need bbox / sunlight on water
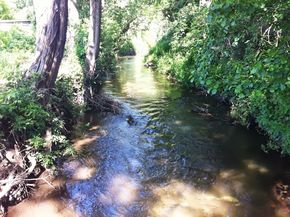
[64,157,97,181]
[244,159,269,174]
[72,135,99,151]
[8,57,290,217]
[122,57,158,98]
[150,180,238,217]
[8,199,78,217]
[100,175,140,205]
[72,125,102,151]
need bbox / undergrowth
[0,27,78,169]
[148,1,290,154]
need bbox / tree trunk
[84,0,102,105]
[28,0,68,104]
[32,0,53,40]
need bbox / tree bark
[28,0,68,103]
[84,0,102,105]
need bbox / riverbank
[146,2,290,154]
[7,117,103,217]
[7,57,290,217]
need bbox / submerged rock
[126,115,135,125]
[144,61,155,68]
[191,104,209,114]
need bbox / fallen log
[88,94,121,114]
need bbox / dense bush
[0,80,76,166]
[75,21,88,69]
[0,27,76,168]
[0,79,77,167]
[148,1,290,154]
[118,40,136,56]
[0,0,12,19]
[0,27,35,51]
[0,28,35,86]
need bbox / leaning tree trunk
[84,0,102,105]
[0,1,68,207]
[28,0,68,104]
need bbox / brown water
[8,57,290,217]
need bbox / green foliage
[76,0,89,20]
[161,0,199,21]
[75,21,88,69]
[0,27,35,86]
[0,26,78,167]
[28,136,45,149]
[74,0,143,89]
[118,40,136,56]
[0,27,35,51]
[148,1,290,154]
[0,79,78,168]
[52,76,80,128]
[15,0,33,9]
[0,0,12,19]
[0,84,49,138]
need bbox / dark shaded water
[8,57,290,217]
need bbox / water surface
[8,57,290,217]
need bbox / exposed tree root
[88,94,121,114]
[0,145,40,216]
[0,93,120,216]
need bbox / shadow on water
[8,57,290,217]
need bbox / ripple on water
[8,57,290,217]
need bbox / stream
[8,57,290,217]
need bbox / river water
[8,57,290,217]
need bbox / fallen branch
[0,154,36,200]
[88,94,121,114]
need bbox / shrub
[0,0,12,19]
[0,27,35,51]
[0,79,77,167]
[148,1,290,154]
[118,40,136,56]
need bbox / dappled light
[73,135,99,151]
[244,159,269,174]
[174,120,183,125]
[100,174,140,205]
[64,157,97,181]
[8,156,99,216]
[8,198,78,217]
[212,170,246,205]
[7,173,77,217]
[150,180,238,217]
[72,125,101,151]
[2,0,290,216]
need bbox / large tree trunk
[84,0,102,105]
[28,0,68,103]
[32,0,53,40]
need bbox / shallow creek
[8,57,290,217]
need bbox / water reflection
[122,57,159,98]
